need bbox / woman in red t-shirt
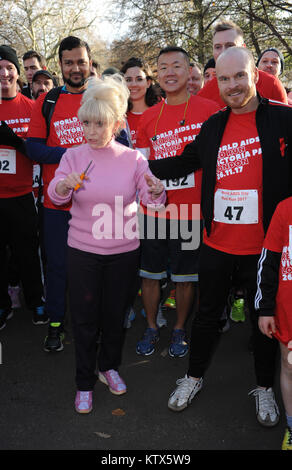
[120,57,162,148]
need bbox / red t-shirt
[127,111,143,148]
[263,197,292,347]
[0,93,34,198]
[198,69,288,107]
[204,110,265,255]
[136,95,219,219]
[27,90,85,209]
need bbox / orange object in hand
[74,160,93,191]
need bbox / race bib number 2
[0,149,16,174]
[214,189,258,224]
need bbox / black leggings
[188,243,278,387]
[68,246,140,390]
[0,193,43,310]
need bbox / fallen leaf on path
[112,408,126,416]
[94,432,111,439]
[126,360,150,368]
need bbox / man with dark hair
[198,18,287,105]
[0,45,46,329]
[135,45,219,358]
[26,36,92,352]
[203,58,216,84]
[58,36,91,63]
[157,46,191,64]
[31,70,56,100]
[149,46,292,428]
[22,50,46,99]
[23,50,46,66]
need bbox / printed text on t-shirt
[217,136,262,181]
[53,117,84,146]
[153,124,201,159]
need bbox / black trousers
[0,193,44,310]
[188,243,278,387]
[68,246,140,391]
[43,208,71,322]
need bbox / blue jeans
[43,207,71,322]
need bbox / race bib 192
[162,172,195,191]
[0,149,16,174]
[214,189,258,224]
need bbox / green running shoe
[230,298,245,322]
[282,427,292,450]
[44,322,65,352]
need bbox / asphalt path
[0,287,286,457]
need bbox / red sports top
[127,111,143,148]
[0,93,34,198]
[136,95,219,219]
[27,90,85,210]
[198,69,288,107]
[204,110,265,255]
[263,197,292,347]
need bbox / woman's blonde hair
[78,74,130,133]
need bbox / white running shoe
[168,374,203,412]
[249,387,280,427]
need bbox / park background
[0,0,291,87]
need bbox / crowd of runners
[0,16,291,450]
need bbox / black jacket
[255,248,281,317]
[21,84,33,100]
[149,95,292,237]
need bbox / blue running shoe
[136,327,159,355]
[169,329,188,358]
[32,305,49,325]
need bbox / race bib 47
[214,189,258,224]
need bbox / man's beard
[63,73,87,88]
[34,90,44,99]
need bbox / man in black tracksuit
[149,47,292,427]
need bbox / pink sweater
[48,139,166,255]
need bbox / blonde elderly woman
[48,75,166,413]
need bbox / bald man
[149,47,292,427]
